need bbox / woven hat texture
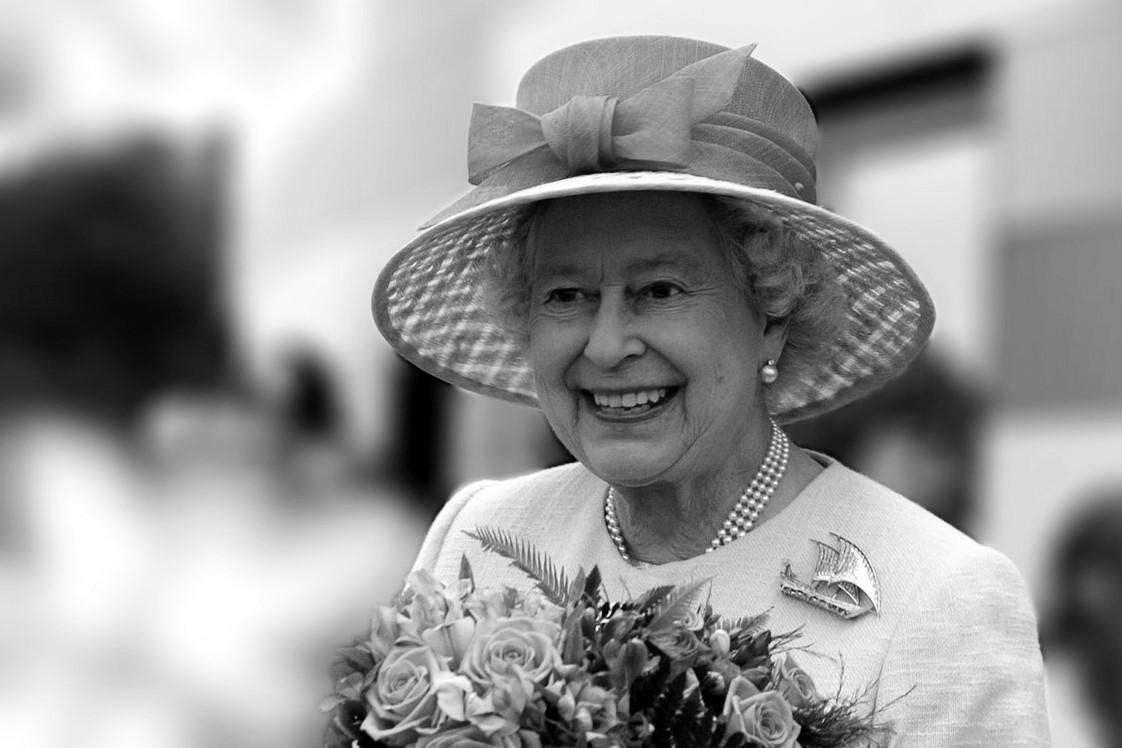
[373,36,935,423]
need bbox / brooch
[781,533,880,620]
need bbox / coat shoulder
[820,460,984,564]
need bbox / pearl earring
[760,359,779,384]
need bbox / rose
[361,645,447,744]
[461,616,562,687]
[722,676,801,748]
[771,654,820,709]
[414,725,492,747]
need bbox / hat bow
[467,44,757,184]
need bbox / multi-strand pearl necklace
[603,420,790,564]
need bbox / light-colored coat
[414,459,1051,746]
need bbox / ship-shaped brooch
[780,533,880,620]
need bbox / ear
[762,317,789,363]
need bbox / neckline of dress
[596,451,842,573]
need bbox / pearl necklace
[603,420,790,564]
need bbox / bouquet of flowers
[323,527,890,747]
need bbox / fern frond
[647,579,710,634]
[795,695,894,748]
[720,610,770,634]
[623,584,676,614]
[464,526,571,604]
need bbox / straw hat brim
[373,170,935,424]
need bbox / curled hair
[479,192,848,411]
[705,196,848,407]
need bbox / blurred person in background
[0,138,424,748]
[0,137,231,747]
[786,350,983,535]
[370,35,1048,745]
[1043,489,1122,748]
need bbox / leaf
[459,553,475,587]
[611,639,649,691]
[721,610,769,635]
[708,722,731,748]
[323,700,368,747]
[567,568,587,605]
[337,646,375,673]
[561,608,586,665]
[623,583,673,614]
[649,670,689,747]
[464,526,573,605]
[723,732,748,748]
[629,650,671,715]
[672,684,716,747]
[583,565,603,604]
[647,579,710,634]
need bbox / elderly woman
[373,36,1048,745]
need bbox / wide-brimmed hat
[373,35,934,423]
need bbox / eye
[542,287,586,305]
[641,282,684,300]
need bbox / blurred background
[0,0,1120,745]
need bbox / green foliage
[322,530,892,748]
[649,671,688,747]
[458,553,475,587]
[623,585,677,614]
[795,697,893,747]
[673,685,716,748]
[646,579,709,634]
[464,526,573,604]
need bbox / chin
[579,448,674,488]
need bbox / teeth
[592,388,668,409]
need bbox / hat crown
[516,36,818,158]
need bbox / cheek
[528,319,582,383]
[528,339,559,388]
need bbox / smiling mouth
[586,387,678,417]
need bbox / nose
[583,293,645,368]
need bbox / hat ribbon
[467,44,757,184]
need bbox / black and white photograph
[0,2,1119,746]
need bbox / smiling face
[527,191,785,489]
